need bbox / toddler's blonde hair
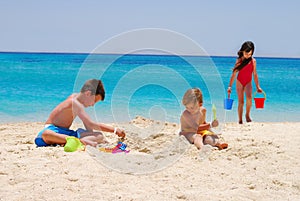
[182,88,203,106]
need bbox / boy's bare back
[45,94,79,128]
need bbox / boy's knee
[94,132,105,142]
[96,134,104,140]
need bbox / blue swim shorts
[34,124,86,147]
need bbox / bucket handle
[253,91,266,100]
[227,93,230,99]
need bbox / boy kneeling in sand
[179,88,228,150]
[35,79,125,147]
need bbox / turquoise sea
[0,52,299,123]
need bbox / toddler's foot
[215,143,228,150]
[239,120,243,124]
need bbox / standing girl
[227,41,263,124]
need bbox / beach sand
[0,116,299,201]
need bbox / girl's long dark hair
[233,41,255,72]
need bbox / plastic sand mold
[64,136,85,152]
[99,142,130,154]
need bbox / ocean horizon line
[0,50,299,60]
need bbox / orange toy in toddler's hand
[197,123,210,134]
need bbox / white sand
[0,117,299,201]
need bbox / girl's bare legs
[244,83,253,122]
[236,81,244,124]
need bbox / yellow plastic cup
[64,136,84,152]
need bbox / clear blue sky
[1,0,299,57]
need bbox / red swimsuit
[237,60,253,87]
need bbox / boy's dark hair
[81,79,105,100]
[233,41,255,72]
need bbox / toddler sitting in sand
[179,88,228,150]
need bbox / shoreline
[0,120,298,125]
[1,117,299,200]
